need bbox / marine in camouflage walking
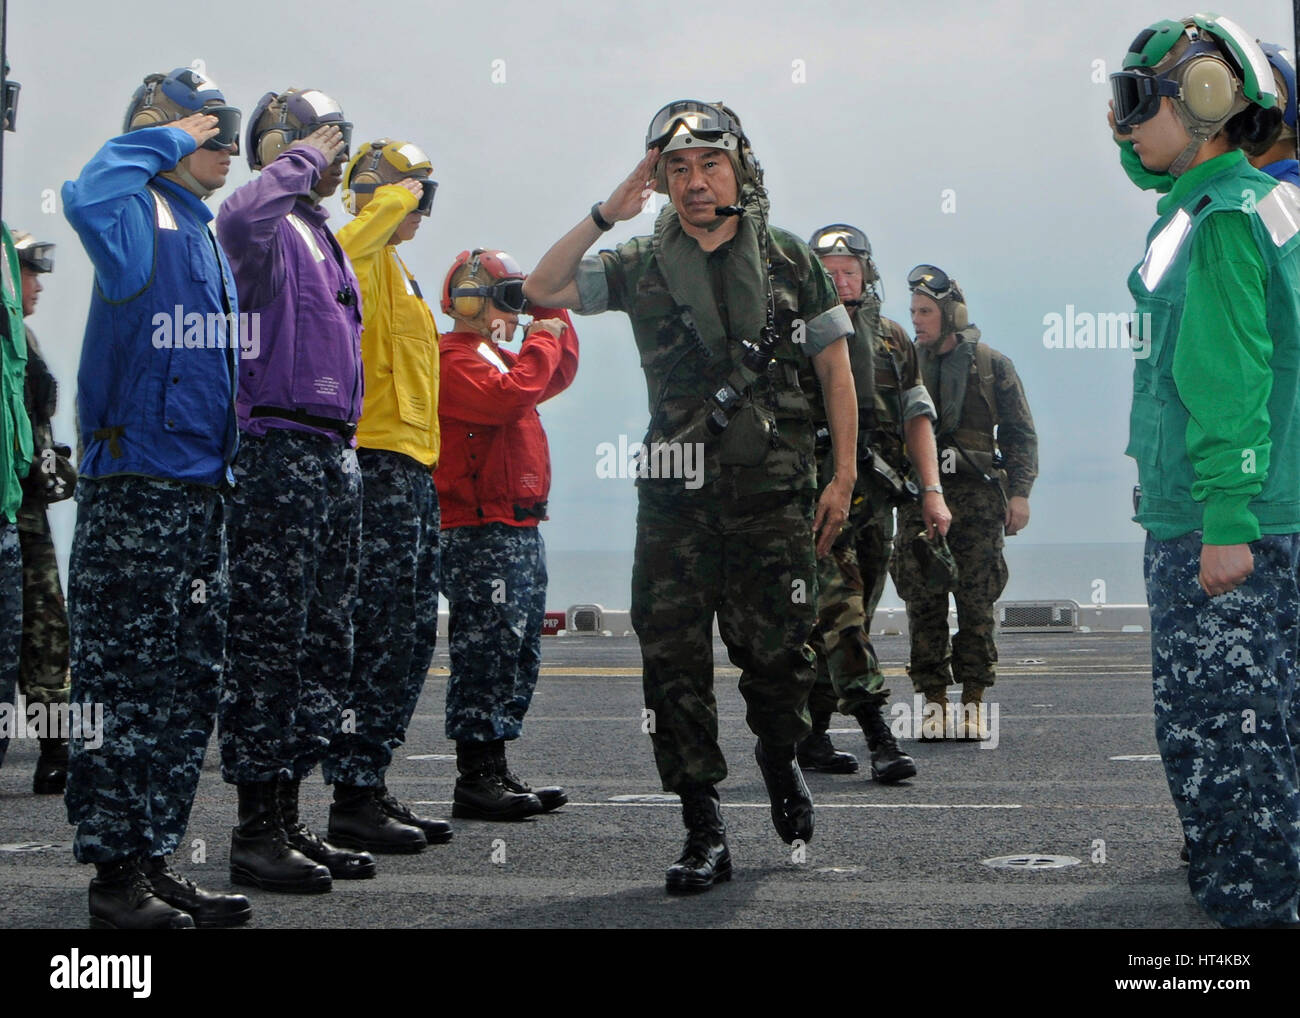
[889,264,1036,738]
[12,232,76,794]
[526,101,858,892]
[802,224,949,780]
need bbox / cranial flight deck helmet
[343,139,437,216]
[122,67,241,196]
[441,249,528,320]
[1110,13,1277,175]
[907,264,969,335]
[809,223,881,305]
[246,88,351,171]
[644,100,763,195]
[12,232,54,274]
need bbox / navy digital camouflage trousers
[18,502,70,707]
[220,429,362,784]
[809,498,893,717]
[0,521,22,767]
[631,485,817,791]
[1146,531,1300,928]
[892,477,1007,693]
[443,523,546,744]
[324,450,439,787]
[65,477,228,864]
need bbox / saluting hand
[172,112,220,148]
[290,125,346,164]
[596,148,661,225]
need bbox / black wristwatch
[590,202,614,231]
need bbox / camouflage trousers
[65,478,228,863]
[0,521,22,767]
[809,497,894,717]
[442,523,546,744]
[17,501,70,706]
[324,450,439,787]
[632,485,817,791]
[892,477,1007,694]
[220,429,362,784]
[1146,531,1300,928]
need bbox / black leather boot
[796,710,859,774]
[33,735,68,794]
[279,779,377,876]
[855,703,917,784]
[452,741,543,821]
[143,854,252,927]
[89,856,195,929]
[665,785,732,894]
[754,740,814,844]
[491,740,568,812]
[375,784,453,845]
[230,781,332,893]
[328,783,426,854]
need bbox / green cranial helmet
[1112,13,1277,173]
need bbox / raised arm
[62,117,215,300]
[216,126,343,307]
[523,148,660,309]
[336,180,421,263]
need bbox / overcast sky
[5,0,1296,556]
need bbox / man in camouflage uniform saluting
[526,101,858,892]
[802,225,950,780]
[891,265,1036,738]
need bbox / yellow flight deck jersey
[337,184,440,466]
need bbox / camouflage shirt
[917,327,1037,499]
[575,218,850,496]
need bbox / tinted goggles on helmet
[454,278,529,314]
[416,178,438,216]
[1109,70,1181,128]
[17,241,54,274]
[201,105,243,151]
[645,100,740,152]
[907,264,956,299]
[291,120,353,155]
[810,224,871,257]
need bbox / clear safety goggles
[810,224,871,258]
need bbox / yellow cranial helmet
[343,139,436,215]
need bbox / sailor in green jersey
[1111,13,1300,928]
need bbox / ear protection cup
[948,299,969,333]
[126,75,168,131]
[1181,56,1238,122]
[343,141,386,214]
[450,251,486,318]
[254,97,294,169]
